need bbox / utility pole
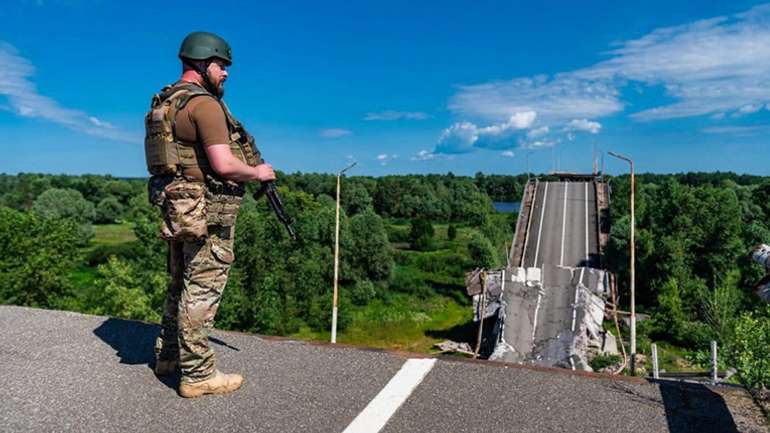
[608,151,635,374]
[526,150,534,181]
[331,161,357,344]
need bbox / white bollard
[651,343,659,379]
[711,341,718,385]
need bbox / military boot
[178,370,244,398]
[154,358,178,376]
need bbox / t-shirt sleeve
[191,97,230,146]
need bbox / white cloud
[411,149,436,161]
[364,110,430,121]
[527,126,549,138]
[501,150,515,158]
[319,128,352,138]
[578,4,770,120]
[438,4,770,154]
[376,153,398,166]
[88,116,114,128]
[0,41,136,142]
[522,138,560,149]
[450,75,622,125]
[702,125,770,135]
[567,118,601,134]
[435,111,536,154]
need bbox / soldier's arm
[206,144,275,182]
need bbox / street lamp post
[608,151,635,374]
[526,151,534,181]
[331,161,357,344]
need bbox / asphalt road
[515,181,601,365]
[523,181,599,270]
[0,306,765,433]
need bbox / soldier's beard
[203,79,225,99]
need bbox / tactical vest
[144,82,261,176]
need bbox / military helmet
[179,31,232,65]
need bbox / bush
[467,232,499,269]
[590,354,622,371]
[32,188,94,221]
[351,280,377,305]
[409,217,434,251]
[95,196,124,224]
[0,207,81,308]
[726,309,770,390]
[308,291,352,332]
[83,256,157,322]
[388,267,433,298]
[447,224,457,241]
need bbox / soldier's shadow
[92,317,178,391]
[93,317,242,392]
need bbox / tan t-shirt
[175,93,230,180]
[175,96,230,146]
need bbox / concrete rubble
[467,265,616,371]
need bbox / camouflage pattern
[154,176,244,383]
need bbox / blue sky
[2,0,770,177]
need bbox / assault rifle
[254,180,297,241]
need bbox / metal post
[526,151,534,181]
[711,341,718,385]
[651,343,659,379]
[608,151,635,374]
[331,161,356,343]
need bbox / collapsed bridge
[468,174,618,370]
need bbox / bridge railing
[508,179,538,268]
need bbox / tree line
[0,171,767,388]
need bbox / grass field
[289,292,473,353]
[92,223,137,246]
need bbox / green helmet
[178,31,232,65]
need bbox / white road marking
[560,182,568,266]
[342,358,436,433]
[531,267,545,341]
[533,182,549,268]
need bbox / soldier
[144,31,275,398]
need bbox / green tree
[467,232,499,269]
[726,308,770,390]
[307,290,352,332]
[95,196,124,224]
[0,207,80,308]
[348,209,393,281]
[350,280,376,305]
[83,256,157,321]
[447,224,457,241]
[32,188,95,244]
[32,188,95,223]
[409,216,434,251]
[343,181,373,215]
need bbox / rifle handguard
[253,181,297,241]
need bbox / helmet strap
[183,59,222,98]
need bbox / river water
[492,202,521,213]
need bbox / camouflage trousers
[154,225,236,383]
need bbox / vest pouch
[205,175,244,227]
[161,180,208,241]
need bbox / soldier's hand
[254,163,276,182]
